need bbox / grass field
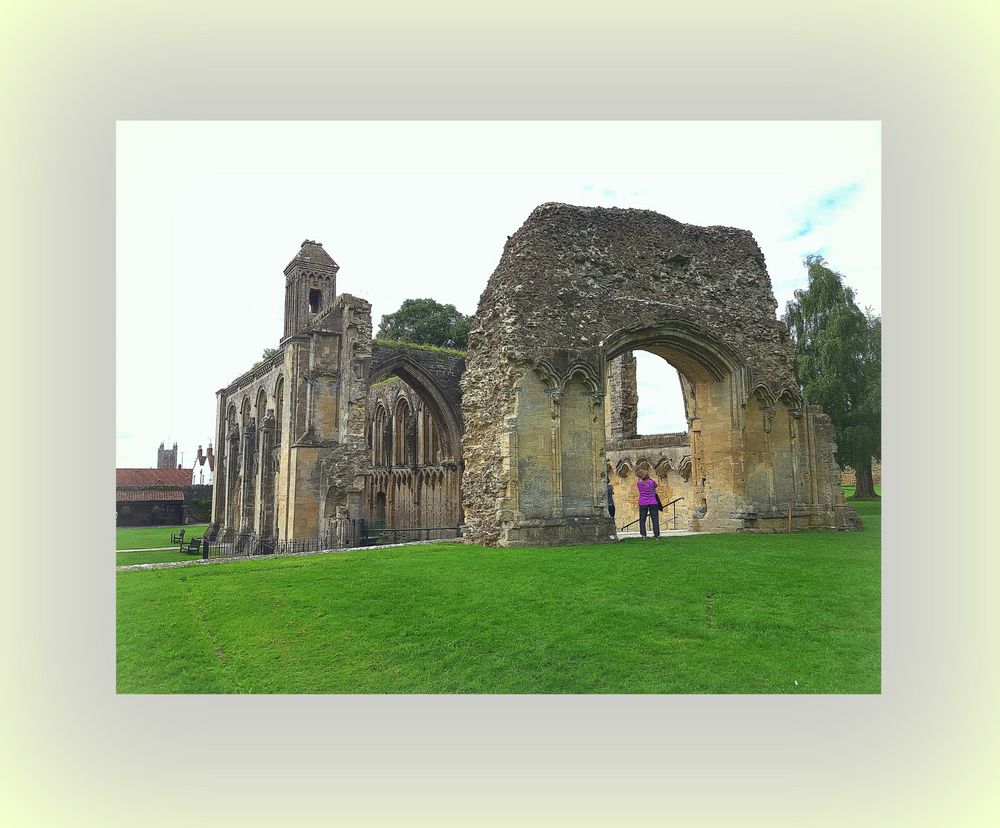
[117,547,206,566]
[116,524,208,550]
[116,497,880,694]
[842,485,882,499]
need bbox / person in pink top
[636,469,662,539]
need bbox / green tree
[783,255,881,499]
[251,347,279,369]
[377,298,472,350]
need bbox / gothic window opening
[634,351,688,437]
[308,288,322,314]
[274,377,284,445]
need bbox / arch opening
[368,356,462,463]
[457,201,861,546]
[363,363,463,534]
[602,320,749,534]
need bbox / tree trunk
[853,460,879,499]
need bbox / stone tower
[211,238,375,546]
[282,240,340,338]
[156,441,178,469]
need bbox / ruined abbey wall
[210,290,373,545]
[460,203,859,546]
[210,241,373,545]
[364,377,462,530]
[209,241,465,547]
[210,206,860,551]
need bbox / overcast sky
[116,121,880,469]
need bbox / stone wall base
[500,516,617,547]
[731,505,863,533]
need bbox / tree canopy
[782,255,881,498]
[376,298,472,350]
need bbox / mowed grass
[116,524,208,550]
[117,497,880,694]
[842,485,881,499]
[117,547,206,567]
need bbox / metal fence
[193,523,461,560]
[619,496,685,532]
[348,520,462,547]
[199,533,329,559]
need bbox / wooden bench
[181,537,202,554]
[170,529,186,544]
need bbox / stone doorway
[604,349,692,533]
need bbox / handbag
[654,492,664,512]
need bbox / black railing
[196,523,461,560]
[200,533,317,559]
[662,496,685,530]
[620,497,685,532]
[348,519,461,547]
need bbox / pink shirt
[637,478,658,506]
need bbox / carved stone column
[258,410,276,538]
[549,389,563,517]
[224,423,241,539]
[240,418,257,533]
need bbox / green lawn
[116,524,208,550]
[117,547,205,567]
[842,485,882,499]
[117,499,880,694]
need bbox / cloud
[785,183,861,240]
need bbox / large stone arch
[601,319,755,532]
[461,202,860,546]
[368,346,465,465]
[360,344,467,531]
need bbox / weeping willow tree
[783,256,881,499]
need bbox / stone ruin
[209,205,860,548]
[208,240,466,547]
[460,203,860,546]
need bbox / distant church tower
[157,441,178,469]
[282,240,340,338]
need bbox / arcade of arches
[209,205,860,548]
[365,377,461,531]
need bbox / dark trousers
[639,504,660,537]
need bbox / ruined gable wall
[466,202,798,385]
[461,202,806,545]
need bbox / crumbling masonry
[460,203,860,545]
[209,241,465,546]
[210,205,859,548]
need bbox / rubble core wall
[461,203,859,546]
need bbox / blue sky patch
[786,183,861,240]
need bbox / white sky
[116,121,880,468]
